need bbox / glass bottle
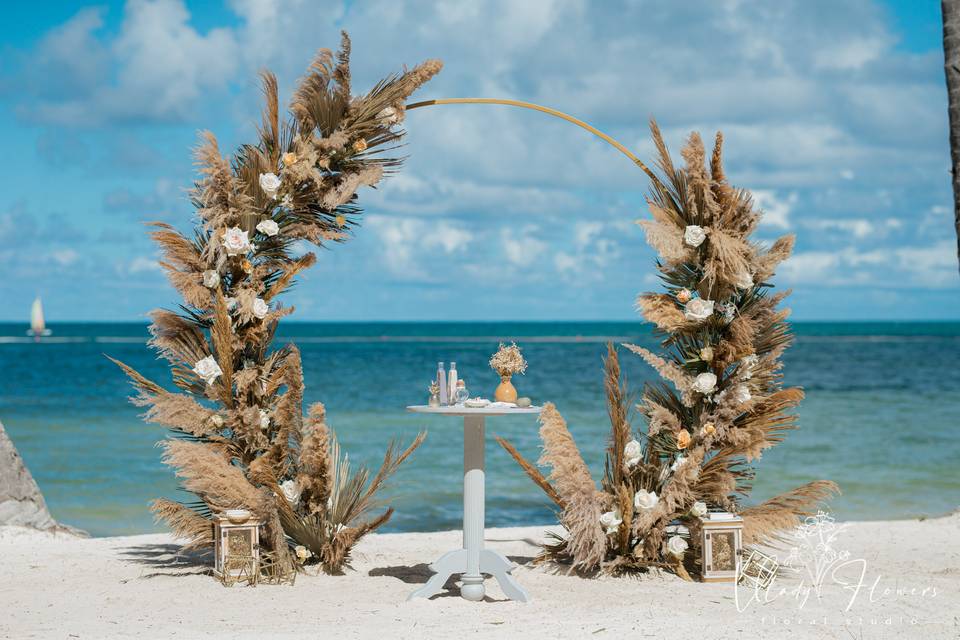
[437,362,448,406]
[447,362,458,406]
[455,379,469,404]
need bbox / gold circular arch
[405,98,657,182]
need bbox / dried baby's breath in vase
[489,342,527,403]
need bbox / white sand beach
[1,514,957,640]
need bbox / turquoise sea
[0,321,958,537]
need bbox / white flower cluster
[259,172,282,199]
[684,225,706,247]
[683,298,714,322]
[193,355,223,386]
[222,227,252,256]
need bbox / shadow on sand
[120,542,213,579]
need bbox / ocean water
[0,321,958,537]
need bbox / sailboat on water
[27,297,52,340]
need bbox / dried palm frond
[537,404,606,571]
[741,481,840,545]
[502,121,837,580]
[109,36,440,576]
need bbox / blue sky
[0,0,957,322]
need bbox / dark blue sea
[0,321,958,536]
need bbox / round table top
[407,404,543,417]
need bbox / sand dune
[1,514,957,639]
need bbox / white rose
[222,227,252,256]
[634,489,659,511]
[259,172,282,199]
[734,270,753,290]
[210,414,224,428]
[733,384,752,404]
[684,225,706,247]
[667,535,688,557]
[692,372,717,395]
[624,439,642,467]
[599,509,623,535]
[294,545,310,562]
[193,355,222,386]
[252,298,269,319]
[256,219,279,236]
[259,409,270,430]
[202,270,220,288]
[684,298,715,322]
[280,479,301,505]
[691,501,708,517]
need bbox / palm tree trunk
[942,1,960,272]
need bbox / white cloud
[24,0,239,125]
[365,215,472,278]
[753,190,798,229]
[51,249,79,266]
[127,256,162,274]
[501,225,547,267]
[781,242,958,288]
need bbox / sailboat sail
[27,297,52,337]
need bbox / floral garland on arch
[111,33,441,574]
[497,122,838,577]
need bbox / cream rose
[699,346,714,362]
[193,355,223,385]
[202,270,220,288]
[692,372,717,395]
[676,288,692,304]
[280,479,301,505]
[222,227,252,256]
[256,219,279,236]
[624,439,642,467]
[691,501,708,518]
[600,509,622,535]
[634,489,659,511]
[684,298,715,322]
[733,384,752,404]
[294,545,310,562]
[252,298,269,319]
[667,535,688,557]
[259,172,282,199]
[740,354,759,379]
[684,225,706,247]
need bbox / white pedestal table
[405,404,541,603]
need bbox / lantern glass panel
[710,531,737,572]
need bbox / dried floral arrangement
[111,33,440,575]
[489,342,528,376]
[497,122,837,577]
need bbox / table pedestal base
[407,548,530,602]
[407,415,531,602]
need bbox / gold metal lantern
[213,510,261,586]
[699,514,743,582]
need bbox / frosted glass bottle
[437,362,448,406]
[447,362,458,406]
